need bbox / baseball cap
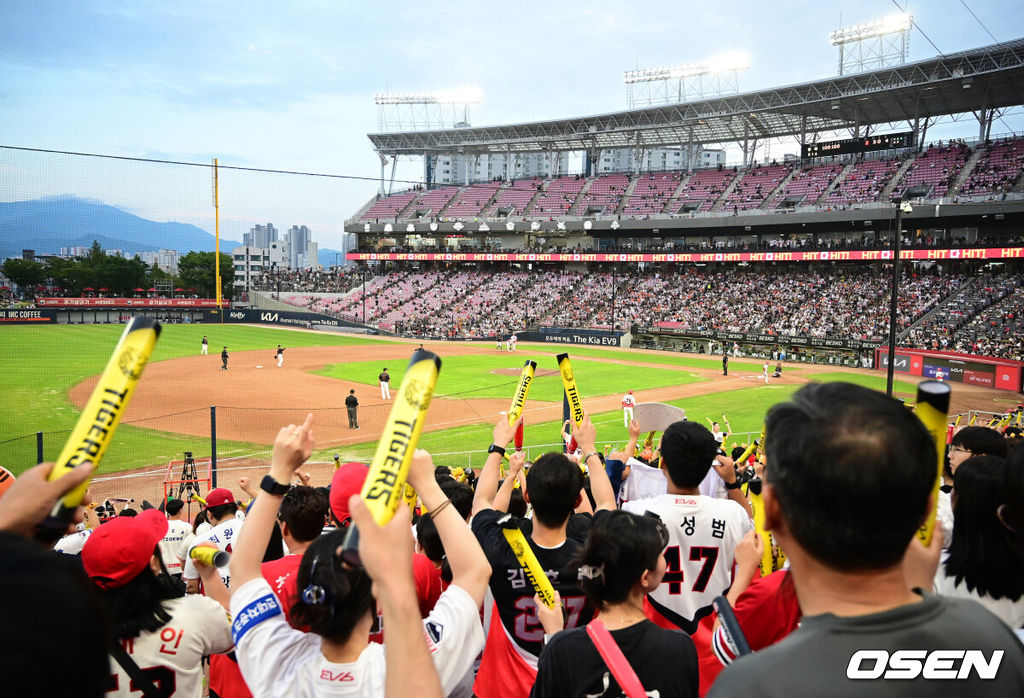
[628,390,634,394]
[205,488,234,508]
[329,463,368,525]
[81,509,168,589]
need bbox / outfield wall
[875,347,1024,392]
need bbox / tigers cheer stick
[498,514,557,608]
[36,317,161,542]
[914,380,952,546]
[508,360,537,426]
[557,353,585,453]
[341,348,441,565]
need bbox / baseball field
[1,322,1011,505]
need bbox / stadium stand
[895,142,971,198]
[571,173,629,215]
[717,164,791,211]
[528,176,587,216]
[958,136,1024,199]
[621,171,683,216]
[824,156,903,204]
[766,163,845,208]
[675,168,737,212]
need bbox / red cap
[205,488,234,508]
[330,463,368,525]
[628,390,634,394]
[82,509,168,589]
[0,466,14,499]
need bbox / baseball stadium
[3,3,1024,695]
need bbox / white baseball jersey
[182,517,244,586]
[230,577,484,697]
[623,494,752,633]
[622,394,636,409]
[160,519,194,575]
[54,528,92,555]
[106,594,233,698]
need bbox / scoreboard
[802,132,914,159]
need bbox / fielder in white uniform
[379,368,391,400]
[201,335,209,355]
[276,345,285,368]
[622,390,636,428]
[762,362,770,384]
[509,333,518,352]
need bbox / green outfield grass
[315,354,707,402]
[0,324,391,475]
[320,374,908,469]
[514,343,766,371]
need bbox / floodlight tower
[830,13,911,75]
[373,88,482,132]
[372,88,482,195]
[624,52,750,109]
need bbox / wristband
[260,475,290,496]
[488,443,506,457]
[724,480,743,490]
[428,499,452,520]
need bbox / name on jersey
[319,670,355,682]
[231,593,282,645]
[672,497,699,506]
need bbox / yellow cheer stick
[190,545,230,567]
[556,353,585,429]
[341,349,441,565]
[953,415,962,428]
[402,482,418,516]
[914,380,952,546]
[37,317,161,542]
[190,493,207,506]
[968,414,978,426]
[507,360,537,426]
[500,515,557,608]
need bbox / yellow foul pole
[213,158,222,321]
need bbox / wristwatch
[260,475,290,496]
[487,443,506,457]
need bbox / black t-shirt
[519,512,594,545]
[379,372,389,383]
[345,394,358,407]
[531,620,698,698]
[471,508,595,660]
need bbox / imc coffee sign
[0,309,56,323]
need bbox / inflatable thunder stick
[341,349,441,565]
[37,317,161,541]
[914,380,952,546]
[500,515,557,608]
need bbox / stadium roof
[367,38,1024,156]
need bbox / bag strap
[585,619,647,698]
[108,639,168,698]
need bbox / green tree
[95,255,149,295]
[177,251,234,299]
[1,258,45,291]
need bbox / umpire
[346,389,359,429]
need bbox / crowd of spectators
[357,136,1024,224]
[250,268,364,294]
[7,379,1024,696]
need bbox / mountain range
[0,196,343,267]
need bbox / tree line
[1,242,234,299]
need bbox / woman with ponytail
[530,510,699,697]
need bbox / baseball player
[496,337,502,351]
[379,367,391,399]
[509,332,518,352]
[221,346,229,371]
[622,389,636,427]
[935,367,945,382]
[201,335,208,355]
[275,344,285,368]
[762,361,770,384]
[722,353,729,376]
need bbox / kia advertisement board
[875,347,1022,393]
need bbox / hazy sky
[2,0,1023,250]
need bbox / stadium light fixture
[479,222,490,232]
[583,220,593,230]
[829,13,911,45]
[374,87,483,105]
[624,52,751,84]
[429,222,439,232]
[383,223,393,233]
[363,224,370,233]
[406,223,415,232]
[506,221,515,231]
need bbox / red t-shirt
[413,552,444,617]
